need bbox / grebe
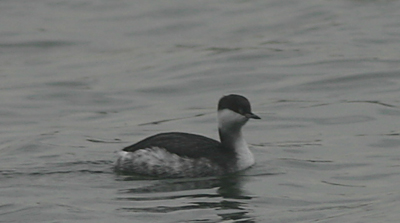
[115,94,260,178]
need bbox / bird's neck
[218,128,255,171]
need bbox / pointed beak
[245,112,261,119]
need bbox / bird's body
[115,94,260,178]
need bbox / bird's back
[123,132,227,159]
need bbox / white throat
[218,109,255,170]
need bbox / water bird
[115,94,260,178]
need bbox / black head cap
[218,94,260,119]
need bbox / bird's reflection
[116,173,255,222]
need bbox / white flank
[116,147,220,177]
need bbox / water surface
[1,0,400,222]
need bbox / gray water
[1,0,400,222]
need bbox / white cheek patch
[115,147,224,178]
[218,109,247,130]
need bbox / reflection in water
[116,173,255,222]
[217,174,252,200]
